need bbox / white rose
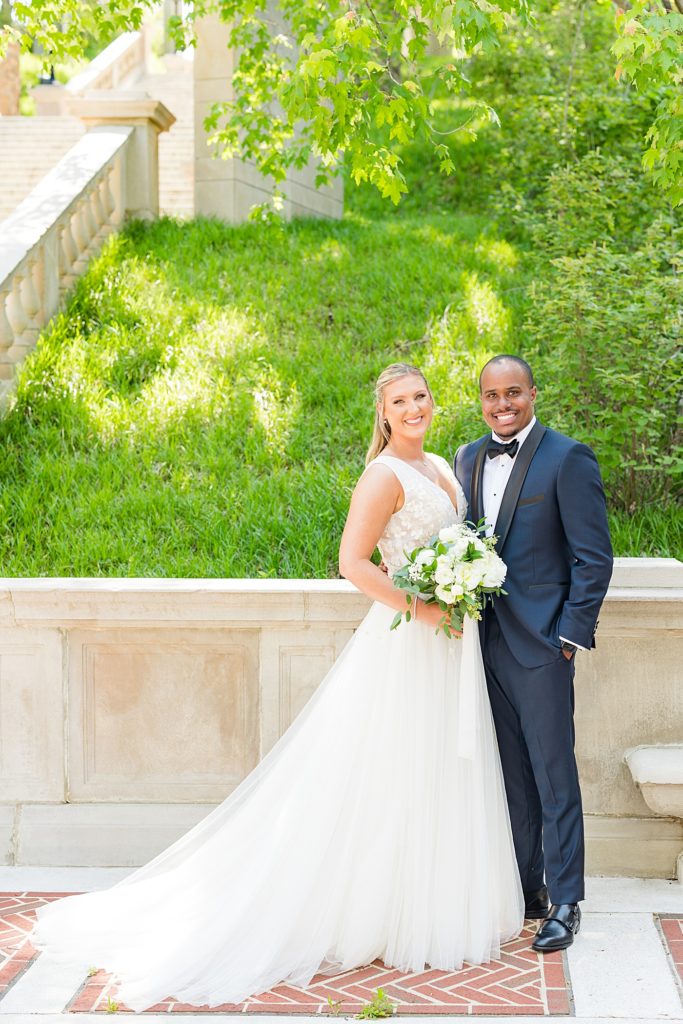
[479,552,507,588]
[415,548,436,568]
[455,561,484,590]
[434,554,455,585]
[438,525,468,544]
[451,536,470,559]
[435,583,456,605]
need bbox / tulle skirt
[33,603,524,1011]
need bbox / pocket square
[517,493,544,508]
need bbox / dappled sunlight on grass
[4,212,535,575]
[473,237,519,273]
[423,272,514,451]
[250,365,301,459]
[462,273,511,347]
[302,236,352,267]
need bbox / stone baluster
[0,287,14,382]
[93,173,110,243]
[83,189,100,258]
[21,256,43,338]
[103,165,116,225]
[106,159,123,227]
[6,269,30,365]
[71,201,90,275]
[58,214,78,293]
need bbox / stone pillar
[68,93,175,219]
[0,41,20,115]
[32,82,68,116]
[193,12,343,222]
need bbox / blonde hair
[365,362,433,465]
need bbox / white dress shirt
[482,416,537,537]
[481,415,584,651]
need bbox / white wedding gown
[33,453,524,1011]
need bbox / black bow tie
[487,438,519,459]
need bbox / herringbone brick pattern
[0,893,63,997]
[658,915,683,994]
[0,896,573,1015]
[67,924,572,1015]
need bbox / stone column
[68,93,175,219]
[0,41,20,116]
[193,12,343,222]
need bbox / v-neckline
[379,453,453,503]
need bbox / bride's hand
[415,601,462,637]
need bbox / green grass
[1,212,540,576]
[1,209,678,577]
[608,509,682,561]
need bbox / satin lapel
[470,438,489,527]
[493,421,547,553]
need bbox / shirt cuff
[559,636,587,652]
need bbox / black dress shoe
[532,903,581,953]
[524,885,549,920]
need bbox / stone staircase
[0,116,85,222]
[139,52,194,218]
[0,52,194,227]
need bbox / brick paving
[64,923,571,1016]
[0,893,63,998]
[0,894,573,1015]
[658,915,683,995]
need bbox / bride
[33,362,524,1011]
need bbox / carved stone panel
[68,629,259,802]
[259,628,354,755]
[0,628,64,802]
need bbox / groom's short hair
[479,355,534,391]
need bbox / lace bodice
[368,453,467,576]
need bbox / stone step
[0,116,85,221]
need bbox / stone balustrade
[67,31,147,94]
[33,31,147,116]
[0,558,680,875]
[0,128,130,401]
[0,98,174,405]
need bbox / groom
[454,355,613,953]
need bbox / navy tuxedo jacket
[455,422,613,669]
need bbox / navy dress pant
[482,607,585,905]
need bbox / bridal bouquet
[390,522,507,638]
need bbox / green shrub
[528,240,681,512]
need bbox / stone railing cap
[610,557,683,590]
[68,92,176,133]
[66,31,143,95]
[0,127,133,286]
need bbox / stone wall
[193,13,343,221]
[0,559,681,874]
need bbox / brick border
[655,914,683,1003]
